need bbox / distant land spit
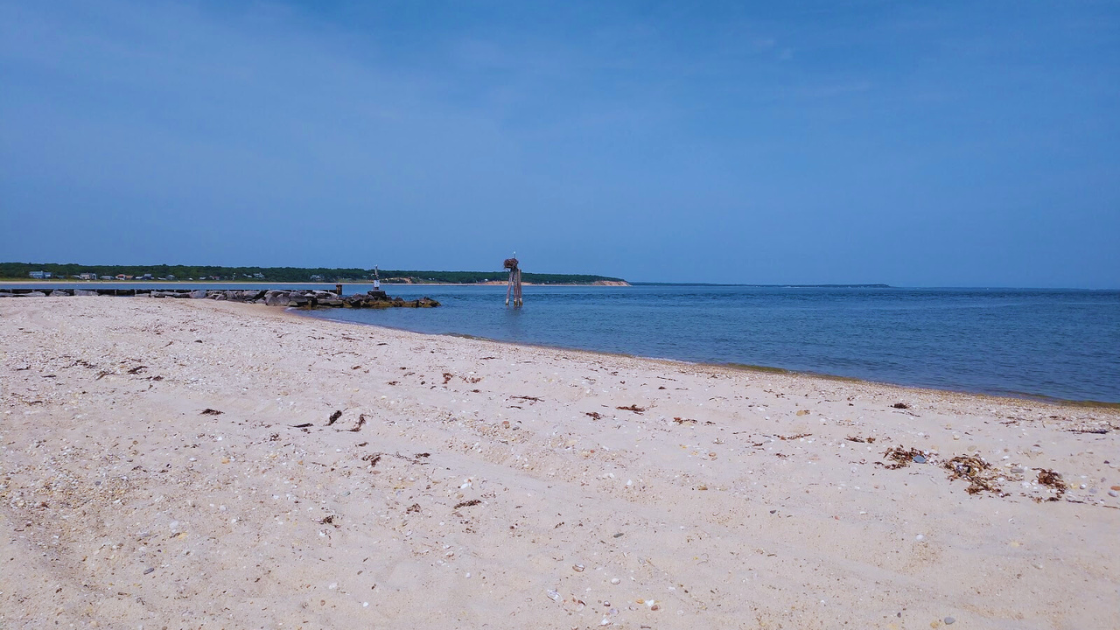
[0,263,627,286]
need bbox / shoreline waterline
[288,307,1120,408]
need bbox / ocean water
[302,285,1120,403]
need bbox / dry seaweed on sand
[327,410,342,426]
[200,408,224,415]
[943,455,1006,496]
[453,499,481,509]
[846,435,875,443]
[617,404,646,414]
[778,433,812,441]
[879,446,928,470]
[1034,468,1067,501]
[349,414,366,432]
[891,402,909,409]
[585,411,602,420]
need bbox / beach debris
[290,423,313,428]
[778,433,812,441]
[362,454,382,468]
[512,395,543,403]
[796,409,810,416]
[200,408,224,416]
[880,446,928,470]
[406,504,421,514]
[673,417,697,425]
[892,403,910,409]
[944,617,956,625]
[327,410,342,426]
[127,365,147,374]
[943,455,1005,495]
[480,356,497,360]
[585,412,602,420]
[143,567,155,575]
[617,404,646,414]
[350,414,366,432]
[454,499,481,509]
[319,515,339,528]
[846,436,876,443]
[1034,468,1067,501]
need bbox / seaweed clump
[1034,468,1067,502]
[881,446,927,470]
[943,455,1006,496]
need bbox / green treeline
[0,262,625,285]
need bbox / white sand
[1,296,1117,629]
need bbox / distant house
[166,275,176,281]
[78,273,96,280]
[141,274,153,280]
[28,271,47,279]
[310,274,325,281]
[253,273,264,279]
[100,275,113,280]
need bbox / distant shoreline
[0,279,631,287]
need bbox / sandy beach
[1,296,1117,629]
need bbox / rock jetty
[0,288,439,309]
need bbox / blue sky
[1,0,1117,287]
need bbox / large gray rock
[265,292,291,306]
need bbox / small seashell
[611,578,621,585]
[546,589,561,601]
[573,564,585,572]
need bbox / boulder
[264,292,291,306]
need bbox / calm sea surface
[304,285,1120,403]
[7,283,1118,402]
